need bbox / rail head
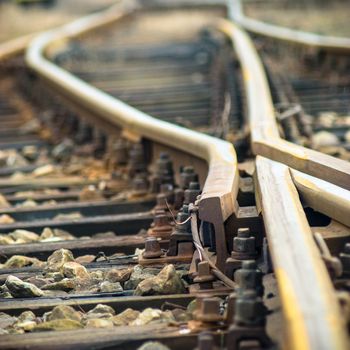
[228,0,350,52]
[25,2,239,230]
[215,19,350,191]
[255,156,349,350]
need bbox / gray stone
[124,265,158,290]
[100,281,123,293]
[18,311,35,322]
[312,131,339,149]
[33,319,82,332]
[5,275,43,298]
[105,268,132,283]
[137,342,170,350]
[25,277,50,288]
[130,308,175,326]
[3,255,43,269]
[85,318,114,328]
[52,229,75,240]
[41,278,75,292]
[45,249,74,273]
[87,304,115,316]
[14,320,37,332]
[9,229,39,243]
[112,308,140,326]
[0,235,14,245]
[48,305,82,322]
[42,290,69,298]
[0,194,10,208]
[0,215,14,224]
[62,262,90,279]
[171,308,191,322]
[134,264,185,296]
[0,312,17,329]
[75,255,96,264]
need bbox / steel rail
[216,19,350,191]
[228,0,350,53]
[255,156,348,350]
[25,2,239,271]
[214,18,350,350]
[0,34,38,61]
[290,169,350,228]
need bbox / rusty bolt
[148,210,173,239]
[194,261,215,290]
[231,228,257,260]
[143,237,163,259]
[156,152,174,184]
[234,290,266,327]
[154,193,168,212]
[194,297,224,323]
[180,166,199,190]
[150,153,174,193]
[132,176,149,196]
[175,205,191,235]
[184,182,201,205]
[197,331,216,350]
[234,260,263,297]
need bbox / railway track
[230,0,350,163]
[0,1,349,349]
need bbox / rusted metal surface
[0,1,349,350]
[255,156,348,350]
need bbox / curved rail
[228,0,350,52]
[0,34,38,61]
[215,19,349,350]
[25,4,349,348]
[216,19,350,191]
[25,2,239,271]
